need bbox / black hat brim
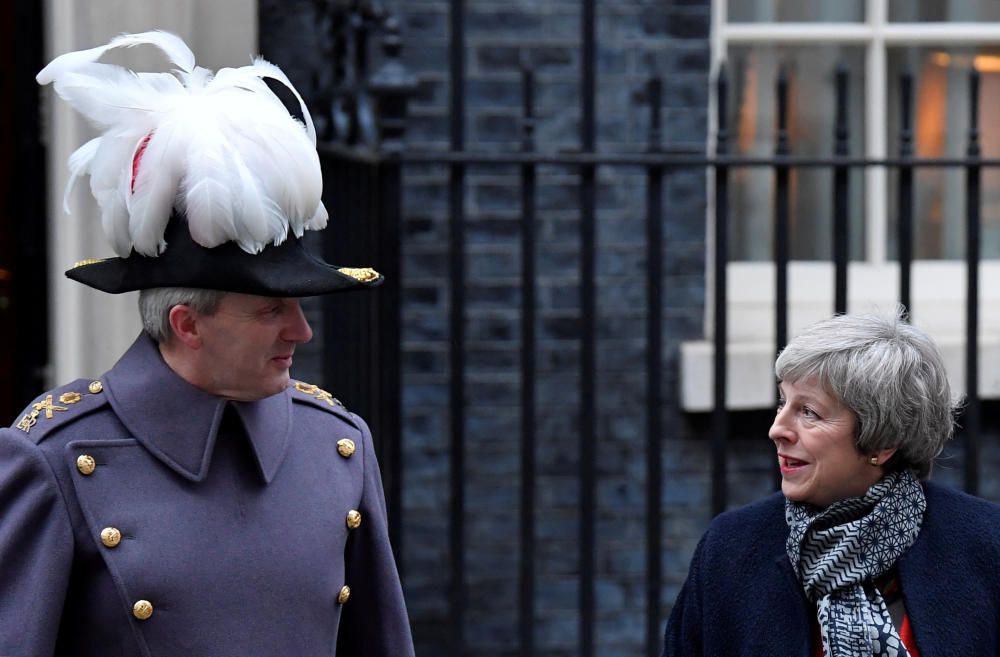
[65,218,382,296]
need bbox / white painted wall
[41,0,256,384]
[681,261,1000,410]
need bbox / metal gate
[263,2,995,657]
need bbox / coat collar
[773,482,984,657]
[102,333,292,484]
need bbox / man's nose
[283,299,314,343]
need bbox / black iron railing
[400,62,994,657]
[297,4,995,657]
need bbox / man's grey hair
[775,308,957,479]
[138,288,226,344]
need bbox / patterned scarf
[785,471,926,657]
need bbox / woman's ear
[871,447,898,468]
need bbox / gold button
[88,380,103,394]
[132,599,153,620]
[76,454,96,475]
[100,527,122,548]
[346,510,362,530]
[337,439,356,458]
[337,585,351,604]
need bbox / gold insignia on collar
[337,267,380,283]
[294,381,318,395]
[59,392,82,404]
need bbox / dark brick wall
[388,2,712,656]
[263,2,714,656]
[258,5,1000,655]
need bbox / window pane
[728,0,864,23]
[889,0,1000,22]
[726,46,866,261]
[886,46,1000,259]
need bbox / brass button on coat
[338,586,351,604]
[337,438,356,458]
[76,454,96,475]
[346,510,362,530]
[133,600,153,620]
[88,380,103,394]
[100,527,122,548]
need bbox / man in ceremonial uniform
[0,31,414,657]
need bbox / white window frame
[682,0,1000,410]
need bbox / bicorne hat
[37,31,381,296]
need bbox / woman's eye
[802,406,818,419]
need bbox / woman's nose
[768,408,794,444]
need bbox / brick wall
[262,2,716,655]
[391,2,712,656]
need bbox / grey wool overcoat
[0,334,415,657]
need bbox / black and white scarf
[785,471,926,657]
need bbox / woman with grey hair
[663,310,1000,657]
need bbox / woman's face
[769,376,885,507]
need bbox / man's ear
[167,305,203,349]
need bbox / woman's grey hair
[775,308,957,478]
[138,288,226,344]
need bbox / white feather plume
[63,137,100,213]
[38,31,328,257]
[36,30,195,85]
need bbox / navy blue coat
[0,334,414,657]
[664,482,1000,657]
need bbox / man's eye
[259,305,281,317]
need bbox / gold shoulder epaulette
[289,380,361,430]
[290,380,345,408]
[11,379,108,441]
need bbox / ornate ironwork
[313,0,416,148]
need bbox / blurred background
[6,1,1000,656]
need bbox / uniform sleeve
[0,429,74,657]
[336,416,415,657]
[662,531,708,657]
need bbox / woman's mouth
[779,455,808,474]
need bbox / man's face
[188,293,314,401]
